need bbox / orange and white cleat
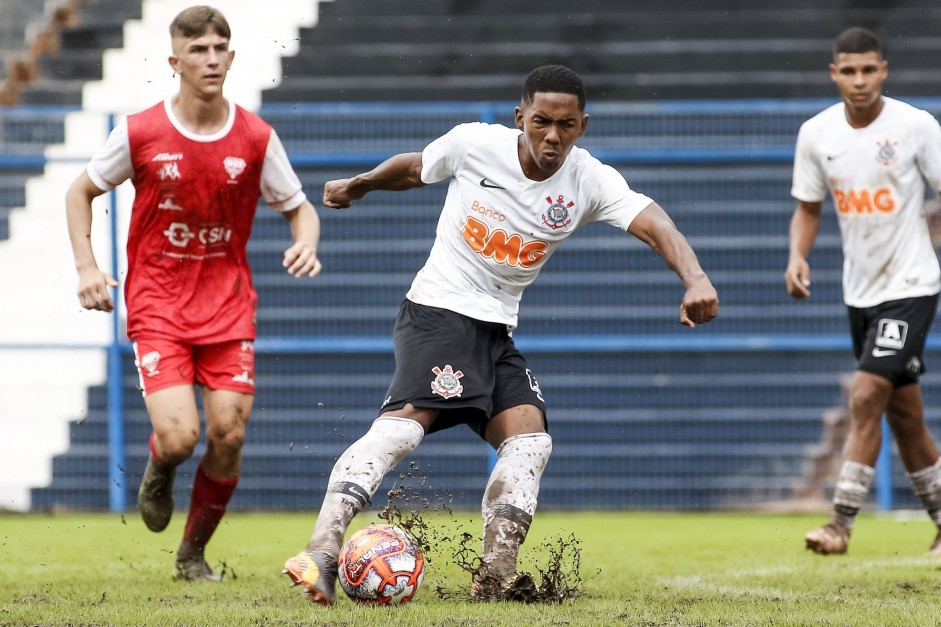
[283,550,337,605]
[804,522,850,555]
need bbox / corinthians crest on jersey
[542,194,574,230]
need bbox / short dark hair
[522,65,586,111]
[170,5,231,40]
[833,27,881,59]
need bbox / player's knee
[159,432,198,463]
[886,408,926,437]
[850,374,891,414]
[206,425,246,455]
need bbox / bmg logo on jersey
[832,186,896,215]
[876,318,908,350]
[461,216,548,268]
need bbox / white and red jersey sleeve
[88,99,299,343]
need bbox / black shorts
[380,300,547,438]
[848,293,939,387]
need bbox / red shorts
[132,337,255,396]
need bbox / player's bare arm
[322,152,425,209]
[65,170,118,312]
[281,200,322,278]
[627,202,718,327]
[784,200,822,299]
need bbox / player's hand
[76,267,118,312]
[679,278,718,328]
[323,178,364,209]
[283,241,322,278]
[784,257,811,299]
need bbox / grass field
[2,509,941,626]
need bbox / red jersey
[122,102,271,343]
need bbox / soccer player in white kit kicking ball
[283,64,718,603]
[786,27,941,555]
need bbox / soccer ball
[338,523,425,605]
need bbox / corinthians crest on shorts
[430,364,464,399]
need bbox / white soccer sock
[480,432,552,579]
[908,457,941,527]
[307,416,424,555]
[832,460,875,530]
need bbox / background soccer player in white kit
[65,6,322,581]
[283,65,718,604]
[786,27,941,555]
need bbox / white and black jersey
[792,97,941,307]
[408,122,653,330]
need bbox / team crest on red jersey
[542,195,574,230]
[224,156,246,181]
[430,364,464,399]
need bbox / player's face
[829,51,887,116]
[169,30,234,97]
[515,92,588,180]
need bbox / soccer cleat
[929,529,941,555]
[283,549,337,605]
[804,522,850,555]
[138,455,176,532]
[470,570,537,602]
[173,554,222,582]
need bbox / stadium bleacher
[17,0,141,105]
[268,0,941,103]
[10,0,941,513]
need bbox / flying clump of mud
[376,462,582,604]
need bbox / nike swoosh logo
[480,178,505,190]
[826,155,839,161]
[872,348,897,357]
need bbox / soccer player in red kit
[65,5,322,581]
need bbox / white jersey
[792,97,941,307]
[408,122,653,329]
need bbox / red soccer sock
[149,432,170,469]
[180,467,238,555]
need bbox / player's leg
[474,403,551,601]
[888,384,941,552]
[875,295,941,552]
[283,410,428,604]
[283,301,498,604]
[805,369,890,554]
[171,340,255,582]
[172,386,253,581]
[134,339,201,533]
[140,385,201,532]
[473,342,550,600]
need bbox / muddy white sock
[307,417,424,555]
[480,433,552,579]
[832,460,875,530]
[908,457,941,527]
